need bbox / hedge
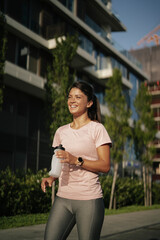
[0,168,160,216]
[0,168,55,216]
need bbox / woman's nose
[69,97,76,102]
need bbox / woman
[41,81,112,240]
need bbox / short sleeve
[94,123,112,148]
[52,128,61,147]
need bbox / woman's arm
[56,144,110,173]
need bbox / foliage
[45,34,78,142]
[152,182,160,204]
[134,83,156,165]
[0,213,49,229]
[0,12,7,110]
[104,68,132,163]
[0,168,160,217]
[0,168,55,216]
[100,175,160,209]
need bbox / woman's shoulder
[90,121,104,129]
[56,123,70,133]
[89,121,107,136]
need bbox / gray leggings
[44,196,105,240]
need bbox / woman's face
[67,87,93,117]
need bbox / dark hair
[69,81,101,123]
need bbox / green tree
[0,12,7,110]
[104,68,132,209]
[134,83,156,206]
[45,34,78,203]
[45,34,78,142]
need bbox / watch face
[77,157,84,166]
[78,157,83,162]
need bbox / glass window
[17,100,28,117]
[30,0,41,34]
[0,151,13,170]
[40,50,52,78]
[79,33,93,55]
[130,73,140,120]
[3,97,15,114]
[123,86,130,109]
[29,46,38,74]
[6,0,29,27]
[6,33,17,64]
[0,0,4,11]
[59,0,74,12]
[17,40,28,69]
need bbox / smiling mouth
[70,105,77,108]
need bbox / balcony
[151,97,160,109]
[51,1,146,75]
[84,65,132,89]
[153,154,160,162]
[153,139,160,148]
[4,61,45,98]
[6,15,95,69]
[84,65,112,81]
[149,85,160,95]
[152,174,160,182]
[89,0,126,31]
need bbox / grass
[0,213,49,230]
[105,204,160,215]
[0,205,160,230]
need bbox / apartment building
[131,45,160,181]
[0,0,149,172]
[148,81,160,181]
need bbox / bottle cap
[53,144,65,153]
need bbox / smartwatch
[76,157,84,166]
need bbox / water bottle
[49,144,65,178]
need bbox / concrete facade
[0,0,148,173]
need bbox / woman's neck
[71,115,91,129]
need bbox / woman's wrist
[49,176,57,182]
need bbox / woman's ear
[87,100,93,108]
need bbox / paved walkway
[0,209,160,240]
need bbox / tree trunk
[109,162,118,210]
[149,166,152,206]
[142,165,147,206]
[113,194,116,209]
[146,166,149,206]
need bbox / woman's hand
[41,176,55,193]
[56,150,77,165]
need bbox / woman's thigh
[74,198,105,240]
[44,197,76,240]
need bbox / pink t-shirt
[52,121,112,200]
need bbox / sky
[112,0,160,50]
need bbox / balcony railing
[152,174,160,181]
[154,112,160,118]
[152,99,160,104]
[149,85,160,92]
[154,154,160,158]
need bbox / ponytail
[88,95,101,123]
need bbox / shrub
[152,182,160,204]
[100,176,159,209]
[0,168,54,216]
[0,168,159,216]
